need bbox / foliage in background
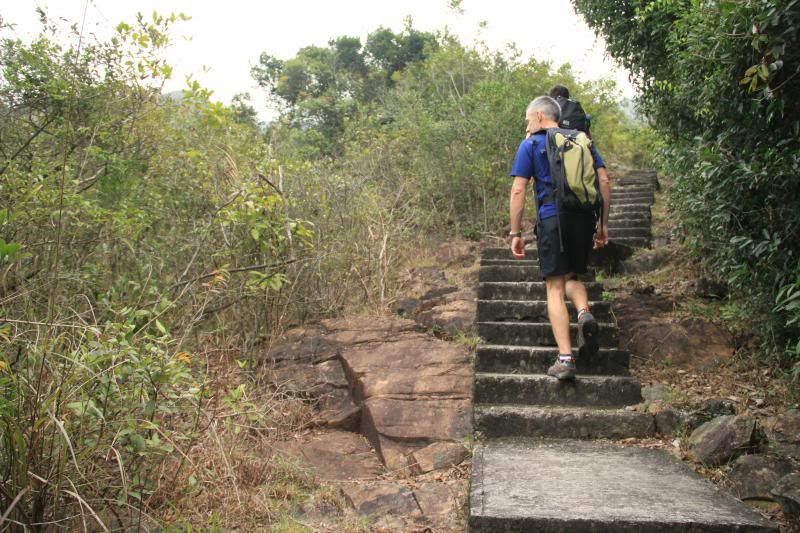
[0,8,652,529]
[573,0,800,370]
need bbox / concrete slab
[470,439,777,532]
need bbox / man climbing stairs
[469,171,777,531]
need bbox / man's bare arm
[510,177,529,232]
[509,176,529,258]
[597,167,611,228]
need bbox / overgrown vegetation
[0,8,650,528]
[573,0,800,373]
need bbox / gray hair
[526,96,561,122]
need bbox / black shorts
[536,212,596,279]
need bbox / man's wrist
[509,230,523,238]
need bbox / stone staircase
[468,171,777,531]
[607,169,658,249]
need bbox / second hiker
[508,95,612,381]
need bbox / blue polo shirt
[510,131,606,220]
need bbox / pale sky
[2,1,635,119]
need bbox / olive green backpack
[543,127,603,250]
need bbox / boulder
[654,408,688,437]
[771,473,800,518]
[408,442,470,475]
[687,415,755,466]
[342,481,422,517]
[684,398,737,432]
[764,409,800,460]
[728,454,795,500]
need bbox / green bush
[574,0,800,369]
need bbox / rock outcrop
[261,315,472,528]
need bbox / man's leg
[545,275,577,380]
[565,274,599,359]
[545,275,571,354]
[565,275,590,314]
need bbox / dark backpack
[554,96,590,135]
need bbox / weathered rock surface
[771,472,800,518]
[728,454,795,500]
[408,441,470,475]
[260,314,473,528]
[764,409,800,460]
[363,397,471,453]
[315,387,360,430]
[321,316,419,345]
[273,430,383,481]
[261,326,339,365]
[415,293,476,337]
[266,355,359,429]
[336,328,472,464]
[414,482,459,519]
[621,316,733,370]
[687,415,756,466]
[342,481,422,517]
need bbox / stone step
[613,191,655,200]
[482,247,526,260]
[614,192,655,200]
[475,345,630,376]
[480,258,539,266]
[609,211,652,219]
[613,199,656,208]
[477,300,611,323]
[470,439,777,532]
[473,405,655,439]
[607,218,652,229]
[618,175,658,184]
[473,373,641,407]
[479,265,596,283]
[478,282,604,301]
[609,204,651,214]
[614,183,656,192]
[608,236,650,248]
[608,227,651,239]
[478,321,619,348]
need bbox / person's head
[525,96,561,136]
[548,85,570,99]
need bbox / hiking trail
[469,170,777,531]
